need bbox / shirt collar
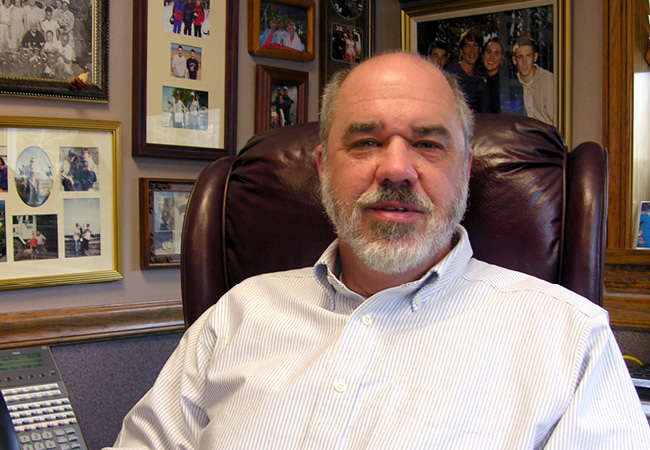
[314,225,474,312]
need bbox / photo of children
[164,0,209,38]
[12,214,58,261]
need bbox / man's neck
[337,242,450,298]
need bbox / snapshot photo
[161,85,209,130]
[164,0,210,38]
[0,201,5,262]
[637,201,650,249]
[414,4,555,122]
[330,23,362,63]
[59,147,99,192]
[0,0,95,81]
[153,189,189,255]
[331,0,363,19]
[270,83,298,128]
[63,198,100,257]
[258,1,308,52]
[170,43,202,80]
[15,146,53,207]
[0,147,7,193]
[12,214,58,262]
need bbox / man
[73,223,81,255]
[35,230,46,258]
[187,91,200,129]
[171,45,187,78]
[107,52,650,448]
[512,36,556,125]
[186,48,199,80]
[73,147,97,191]
[61,149,76,191]
[170,89,186,128]
[427,39,449,69]
[56,32,74,78]
[447,29,488,113]
[20,21,45,50]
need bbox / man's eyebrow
[412,125,452,140]
[344,122,383,137]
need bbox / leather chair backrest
[182,115,608,327]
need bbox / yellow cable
[624,355,644,367]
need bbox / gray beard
[320,169,469,275]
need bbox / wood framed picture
[401,0,571,143]
[132,0,239,159]
[139,178,194,268]
[248,0,315,62]
[255,65,308,133]
[0,116,122,290]
[0,0,109,102]
[320,0,374,91]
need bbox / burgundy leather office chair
[181,115,608,327]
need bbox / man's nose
[375,137,418,187]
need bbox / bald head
[319,52,474,158]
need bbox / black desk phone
[0,346,87,450]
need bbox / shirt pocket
[366,384,497,449]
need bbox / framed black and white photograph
[0,0,109,102]
[320,0,374,92]
[133,0,238,159]
[248,0,315,62]
[254,65,308,133]
[401,0,570,141]
[139,177,194,268]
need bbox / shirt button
[360,315,372,326]
[333,381,347,393]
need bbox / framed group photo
[401,0,571,143]
[139,178,194,268]
[320,0,374,91]
[0,0,109,102]
[255,65,308,133]
[248,0,315,62]
[0,116,122,291]
[132,0,239,159]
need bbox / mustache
[355,185,435,213]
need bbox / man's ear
[534,52,539,63]
[316,144,325,181]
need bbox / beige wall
[0,0,603,315]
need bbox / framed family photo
[139,178,194,268]
[0,116,122,291]
[0,0,109,102]
[248,0,315,62]
[320,0,374,91]
[255,65,308,133]
[132,0,239,159]
[401,0,571,143]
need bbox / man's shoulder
[465,258,604,318]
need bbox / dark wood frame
[255,65,308,133]
[320,0,374,92]
[248,0,316,62]
[132,0,239,159]
[0,0,109,102]
[139,178,195,269]
[602,0,650,330]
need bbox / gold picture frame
[0,116,122,291]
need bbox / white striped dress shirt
[107,226,650,449]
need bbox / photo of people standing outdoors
[413,4,554,123]
[270,84,297,128]
[15,145,53,207]
[161,85,209,130]
[169,43,201,80]
[12,214,58,261]
[63,198,100,257]
[164,0,209,38]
